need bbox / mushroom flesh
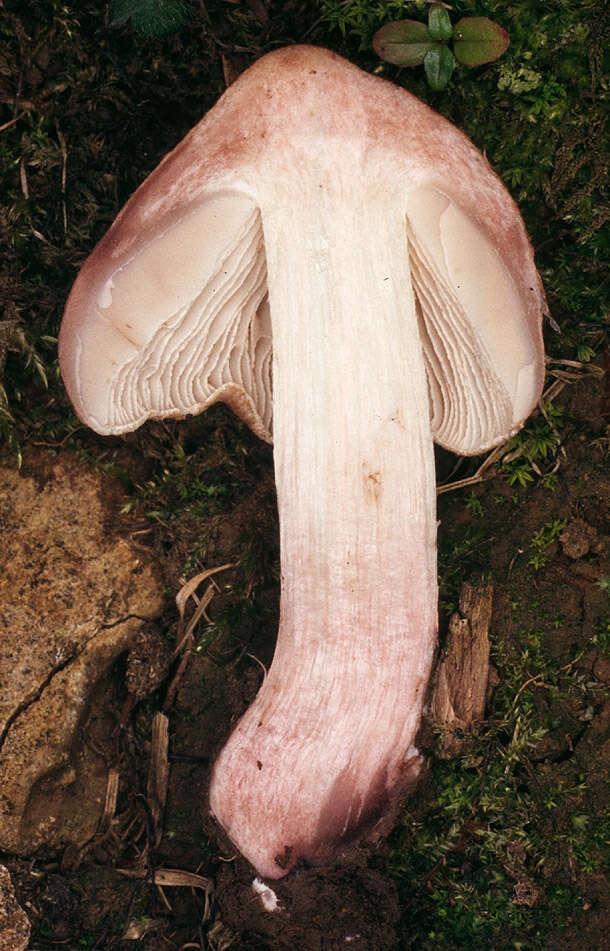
[58,46,546,879]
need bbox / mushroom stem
[210,188,438,877]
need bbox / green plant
[501,402,565,488]
[465,490,484,518]
[373,4,509,90]
[389,710,553,948]
[437,523,488,615]
[110,0,189,36]
[0,321,55,465]
[592,619,610,654]
[528,518,566,570]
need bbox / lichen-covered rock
[0,451,164,853]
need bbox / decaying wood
[98,768,120,836]
[429,581,494,757]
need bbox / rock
[0,865,30,951]
[0,451,164,854]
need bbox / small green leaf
[424,45,455,89]
[428,5,453,42]
[372,21,434,67]
[453,16,510,67]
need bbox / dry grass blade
[19,158,29,199]
[547,357,605,381]
[117,866,214,893]
[174,584,215,658]
[55,121,68,236]
[509,675,551,714]
[173,563,233,656]
[437,442,506,495]
[175,564,234,619]
[156,882,173,911]
[165,564,234,709]
[163,564,233,710]
[0,113,26,132]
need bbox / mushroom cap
[58,45,545,452]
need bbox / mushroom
[58,45,546,879]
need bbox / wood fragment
[429,581,494,757]
[98,768,120,835]
[147,712,169,848]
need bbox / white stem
[210,184,438,878]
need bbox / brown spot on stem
[363,466,383,503]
